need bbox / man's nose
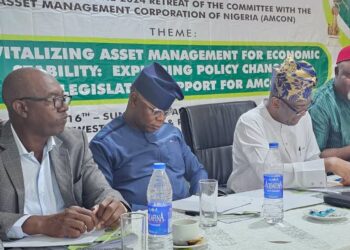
[58,102,69,112]
[155,113,166,121]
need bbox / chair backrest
[180,101,257,185]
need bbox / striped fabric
[309,79,350,151]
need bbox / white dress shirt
[227,101,326,193]
[7,126,65,238]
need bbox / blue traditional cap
[133,62,184,110]
[271,57,317,103]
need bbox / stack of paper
[173,189,324,215]
[3,229,105,248]
[173,195,253,215]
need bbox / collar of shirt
[10,124,65,216]
[10,125,56,156]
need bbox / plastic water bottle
[147,162,173,249]
[263,142,284,224]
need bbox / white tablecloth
[174,195,350,250]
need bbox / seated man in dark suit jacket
[0,68,129,240]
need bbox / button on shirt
[227,102,326,192]
[7,126,65,238]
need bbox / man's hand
[92,197,128,229]
[320,145,350,161]
[22,206,98,238]
[325,157,350,186]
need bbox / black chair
[180,101,257,194]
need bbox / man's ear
[270,96,281,109]
[129,92,138,107]
[12,100,28,118]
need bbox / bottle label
[148,203,172,235]
[264,174,283,199]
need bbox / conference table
[174,204,350,250]
[172,189,350,250]
[2,188,350,250]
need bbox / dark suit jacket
[0,122,128,240]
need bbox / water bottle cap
[153,162,166,170]
[269,142,279,149]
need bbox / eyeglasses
[143,100,173,117]
[17,95,72,109]
[137,93,172,117]
[277,97,309,116]
[148,105,173,117]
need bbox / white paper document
[3,229,104,248]
[233,189,324,212]
[173,195,252,214]
[173,190,323,215]
[305,186,350,193]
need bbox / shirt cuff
[285,159,326,188]
[131,203,148,211]
[120,201,131,212]
[6,215,31,239]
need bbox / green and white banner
[0,0,349,138]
